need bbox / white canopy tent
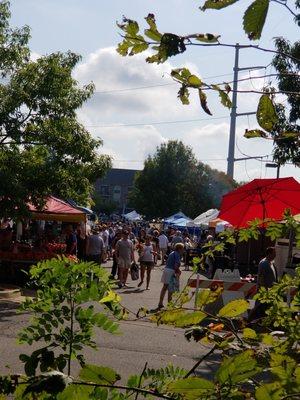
[123,210,142,221]
[187,208,219,227]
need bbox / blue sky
[10,0,300,182]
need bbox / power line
[85,115,229,128]
[113,157,228,163]
[91,73,234,95]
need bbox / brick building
[95,168,138,213]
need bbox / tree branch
[184,345,217,378]
[271,0,298,18]
[135,362,148,400]
[72,381,173,399]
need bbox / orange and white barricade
[188,269,257,314]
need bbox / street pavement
[0,261,216,381]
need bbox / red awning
[29,196,86,223]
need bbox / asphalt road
[0,261,217,382]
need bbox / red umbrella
[219,177,300,228]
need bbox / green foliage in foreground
[0,217,299,399]
[17,257,122,377]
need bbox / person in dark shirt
[65,225,77,255]
[76,225,86,260]
[109,230,122,279]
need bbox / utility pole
[226,44,266,179]
[227,44,239,178]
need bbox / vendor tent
[124,210,142,221]
[187,208,219,227]
[170,217,191,227]
[67,199,94,215]
[164,211,190,224]
[29,196,86,223]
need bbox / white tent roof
[124,210,142,221]
[187,208,219,227]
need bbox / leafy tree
[130,140,235,219]
[0,1,111,218]
[116,1,300,167]
[271,37,300,165]
[92,194,118,215]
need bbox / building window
[99,185,109,196]
[113,185,121,202]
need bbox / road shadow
[122,288,145,294]
[0,289,34,323]
[192,352,221,380]
[0,300,21,323]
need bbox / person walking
[248,247,277,322]
[86,227,104,265]
[158,231,169,265]
[158,243,184,309]
[65,225,77,256]
[109,229,122,280]
[138,236,156,290]
[115,229,135,288]
[171,230,184,248]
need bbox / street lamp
[266,163,280,179]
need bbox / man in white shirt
[158,231,169,265]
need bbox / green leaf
[175,311,206,328]
[218,299,249,317]
[58,384,92,400]
[171,68,192,83]
[201,0,239,11]
[198,89,212,115]
[256,95,278,132]
[244,129,267,139]
[168,377,214,399]
[195,289,211,308]
[187,75,202,87]
[194,33,220,43]
[243,0,269,40]
[243,327,257,340]
[216,350,260,385]
[280,131,299,139]
[178,85,190,105]
[79,364,120,385]
[211,85,232,108]
[144,13,162,41]
[153,309,186,325]
[255,382,284,400]
[130,42,149,55]
[99,290,121,304]
[126,20,139,36]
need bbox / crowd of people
[63,221,221,308]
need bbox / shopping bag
[130,262,139,281]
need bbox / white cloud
[95,125,167,169]
[73,47,299,182]
[74,47,201,122]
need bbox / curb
[0,284,22,299]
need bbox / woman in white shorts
[158,243,184,309]
[138,236,156,290]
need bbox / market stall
[0,196,86,283]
